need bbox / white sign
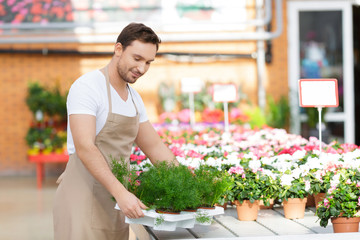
[181,77,203,93]
[298,79,339,107]
[212,83,237,103]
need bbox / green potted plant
[316,168,360,232]
[278,170,310,219]
[194,165,232,209]
[228,166,265,221]
[136,162,201,213]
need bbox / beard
[116,64,141,84]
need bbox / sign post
[181,78,203,127]
[298,79,339,157]
[212,83,237,134]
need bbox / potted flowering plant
[228,165,267,221]
[278,169,310,219]
[316,168,360,232]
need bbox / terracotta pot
[282,198,307,219]
[306,194,315,207]
[331,217,360,233]
[259,199,274,209]
[234,200,259,221]
[215,202,228,210]
[314,192,326,209]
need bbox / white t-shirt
[66,69,148,154]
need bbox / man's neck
[105,62,129,101]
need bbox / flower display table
[28,153,69,189]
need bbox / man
[53,23,176,240]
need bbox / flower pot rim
[331,216,360,223]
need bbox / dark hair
[116,23,161,50]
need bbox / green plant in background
[266,96,290,129]
[25,126,66,154]
[304,107,327,129]
[25,81,68,154]
[158,82,177,112]
[137,162,201,212]
[26,81,67,121]
[245,107,267,129]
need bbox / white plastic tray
[114,205,224,231]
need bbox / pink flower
[346,179,352,184]
[158,112,177,123]
[358,196,360,207]
[186,150,204,159]
[170,146,185,157]
[177,109,191,123]
[327,186,336,194]
[228,166,244,175]
[324,198,330,208]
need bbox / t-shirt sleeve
[67,79,99,116]
[131,88,148,123]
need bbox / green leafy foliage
[25,126,66,150]
[278,174,309,201]
[266,96,290,129]
[245,107,267,129]
[111,157,140,194]
[231,168,272,204]
[136,162,201,212]
[194,165,233,207]
[308,170,334,195]
[316,168,360,227]
[26,81,67,119]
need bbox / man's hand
[116,190,147,219]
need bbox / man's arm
[135,121,177,165]
[69,114,146,218]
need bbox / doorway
[354,5,360,145]
[288,1,355,144]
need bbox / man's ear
[114,42,123,55]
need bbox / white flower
[292,150,306,160]
[249,160,261,171]
[305,180,311,192]
[291,168,302,179]
[280,174,294,186]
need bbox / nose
[137,62,146,74]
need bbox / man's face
[116,40,157,84]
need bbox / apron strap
[127,85,139,115]
[104,66,113,113]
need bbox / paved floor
[1,176,360,240]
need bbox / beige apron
[53,66,139,240]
